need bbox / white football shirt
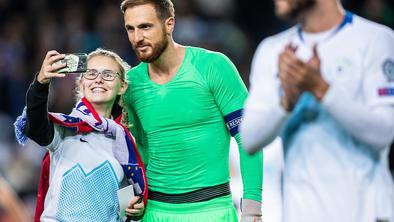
[243,13,394,222]
[40,126,124,222]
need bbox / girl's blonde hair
[74,48,132,127]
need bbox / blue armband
[224,109,243,137]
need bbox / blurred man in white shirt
[241,0,394,221]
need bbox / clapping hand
[278,43,328,111]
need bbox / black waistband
[148,182,231,204]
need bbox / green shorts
[141,195,238,222]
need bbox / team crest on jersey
[333,57,354,84]
[336,58,352,74]
[383,59,394,82]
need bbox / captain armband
[224,109,243,137]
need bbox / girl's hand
[37,50,67,84]
[125,196,144,217]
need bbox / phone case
[56,53,87,73]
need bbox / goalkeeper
[120,0,263,221]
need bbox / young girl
[15,48,147,221]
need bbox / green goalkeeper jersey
[124,46,263,202]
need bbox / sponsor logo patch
[224,109,243,137]
[378,87,394,96]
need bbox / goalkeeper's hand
[240,198,262,222]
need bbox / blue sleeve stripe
[224,109,243,137]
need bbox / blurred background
[0,0,393,220]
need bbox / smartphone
[54,53,87,73]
